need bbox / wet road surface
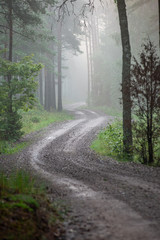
[28,105,160,240]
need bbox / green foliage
[0,55,42,112]
[0,201,34,212]
[10,195,39,209]
[131,41,160,164]
[90,106,122,117]
[0,0,56,37]
[0,55,43,140]
[132,121,160,165]
[92,42,160,165]
[91,119,160,165]
[0,112,23,141]
[91,120,124,159]
[0,107,72,155]
[21,108,73,135]
[31,116,40,123]
[0,141,28,155]
[0,170,37,194]
[0,170,65,240]
[0,170,45,212]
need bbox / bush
[0,111,23,141]
[131,41,160,164]
[91,118,160,165]
[102,121,123,156]
[31,116,40,123]
[0,55,42,141]
[91,120,124,159]
[0,141,28,155]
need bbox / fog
[0,0,159,111]
[0,1,160,237]
[60,0,159,109]
[63,43,88,102]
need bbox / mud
[0,104,160,240]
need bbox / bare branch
[54,0,104,22]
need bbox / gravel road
[1,104,160,240]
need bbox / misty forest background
[0,0,159,164]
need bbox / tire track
[28,106,160,240]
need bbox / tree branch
[0,24,34,41]
[55,0,103,21]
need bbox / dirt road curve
[1,104,160,240]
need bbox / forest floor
[0,103,160,240]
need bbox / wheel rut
[28,105,160,240]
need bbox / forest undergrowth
[82,105,122,118]
[0,106,72,155]
[0,170,66,240]
[91,119,160,166]
[92,106,122,118]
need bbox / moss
[0,171,65,240]
[9,194,39,209]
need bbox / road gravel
[0,104,160,240]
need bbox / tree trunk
[4,29,8,59]
[85,29,91,106]
[39,70,43,105]
[51,50,56,110]
[57,21,62,112]
[148,72,154,163]
[8,0,13,114]
[117,0,133,156]
[42,67,45,106]
[45,69,50,111]
[8,0,13,62]
[51,70,56,110]
[158,0,160,48]
[88,27,93,103]
[48,70,55,111]
[147,112,154,164]
[148,132,153,164]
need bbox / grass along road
[0,107,73,155]
[25,107,160,240]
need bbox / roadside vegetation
[0,106,72,155]
[91,120,160,166]
[91,120,123,159]
[95,106,121,118]
[85,105,121,118]
[0,170,65,240]
[21,106,72,135]
[91,42,160,166]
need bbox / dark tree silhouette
[117,0,132,156]
[131,41,160,164]
[57,20,63,112]
[57,0,133,155]
[158,0,160,47]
